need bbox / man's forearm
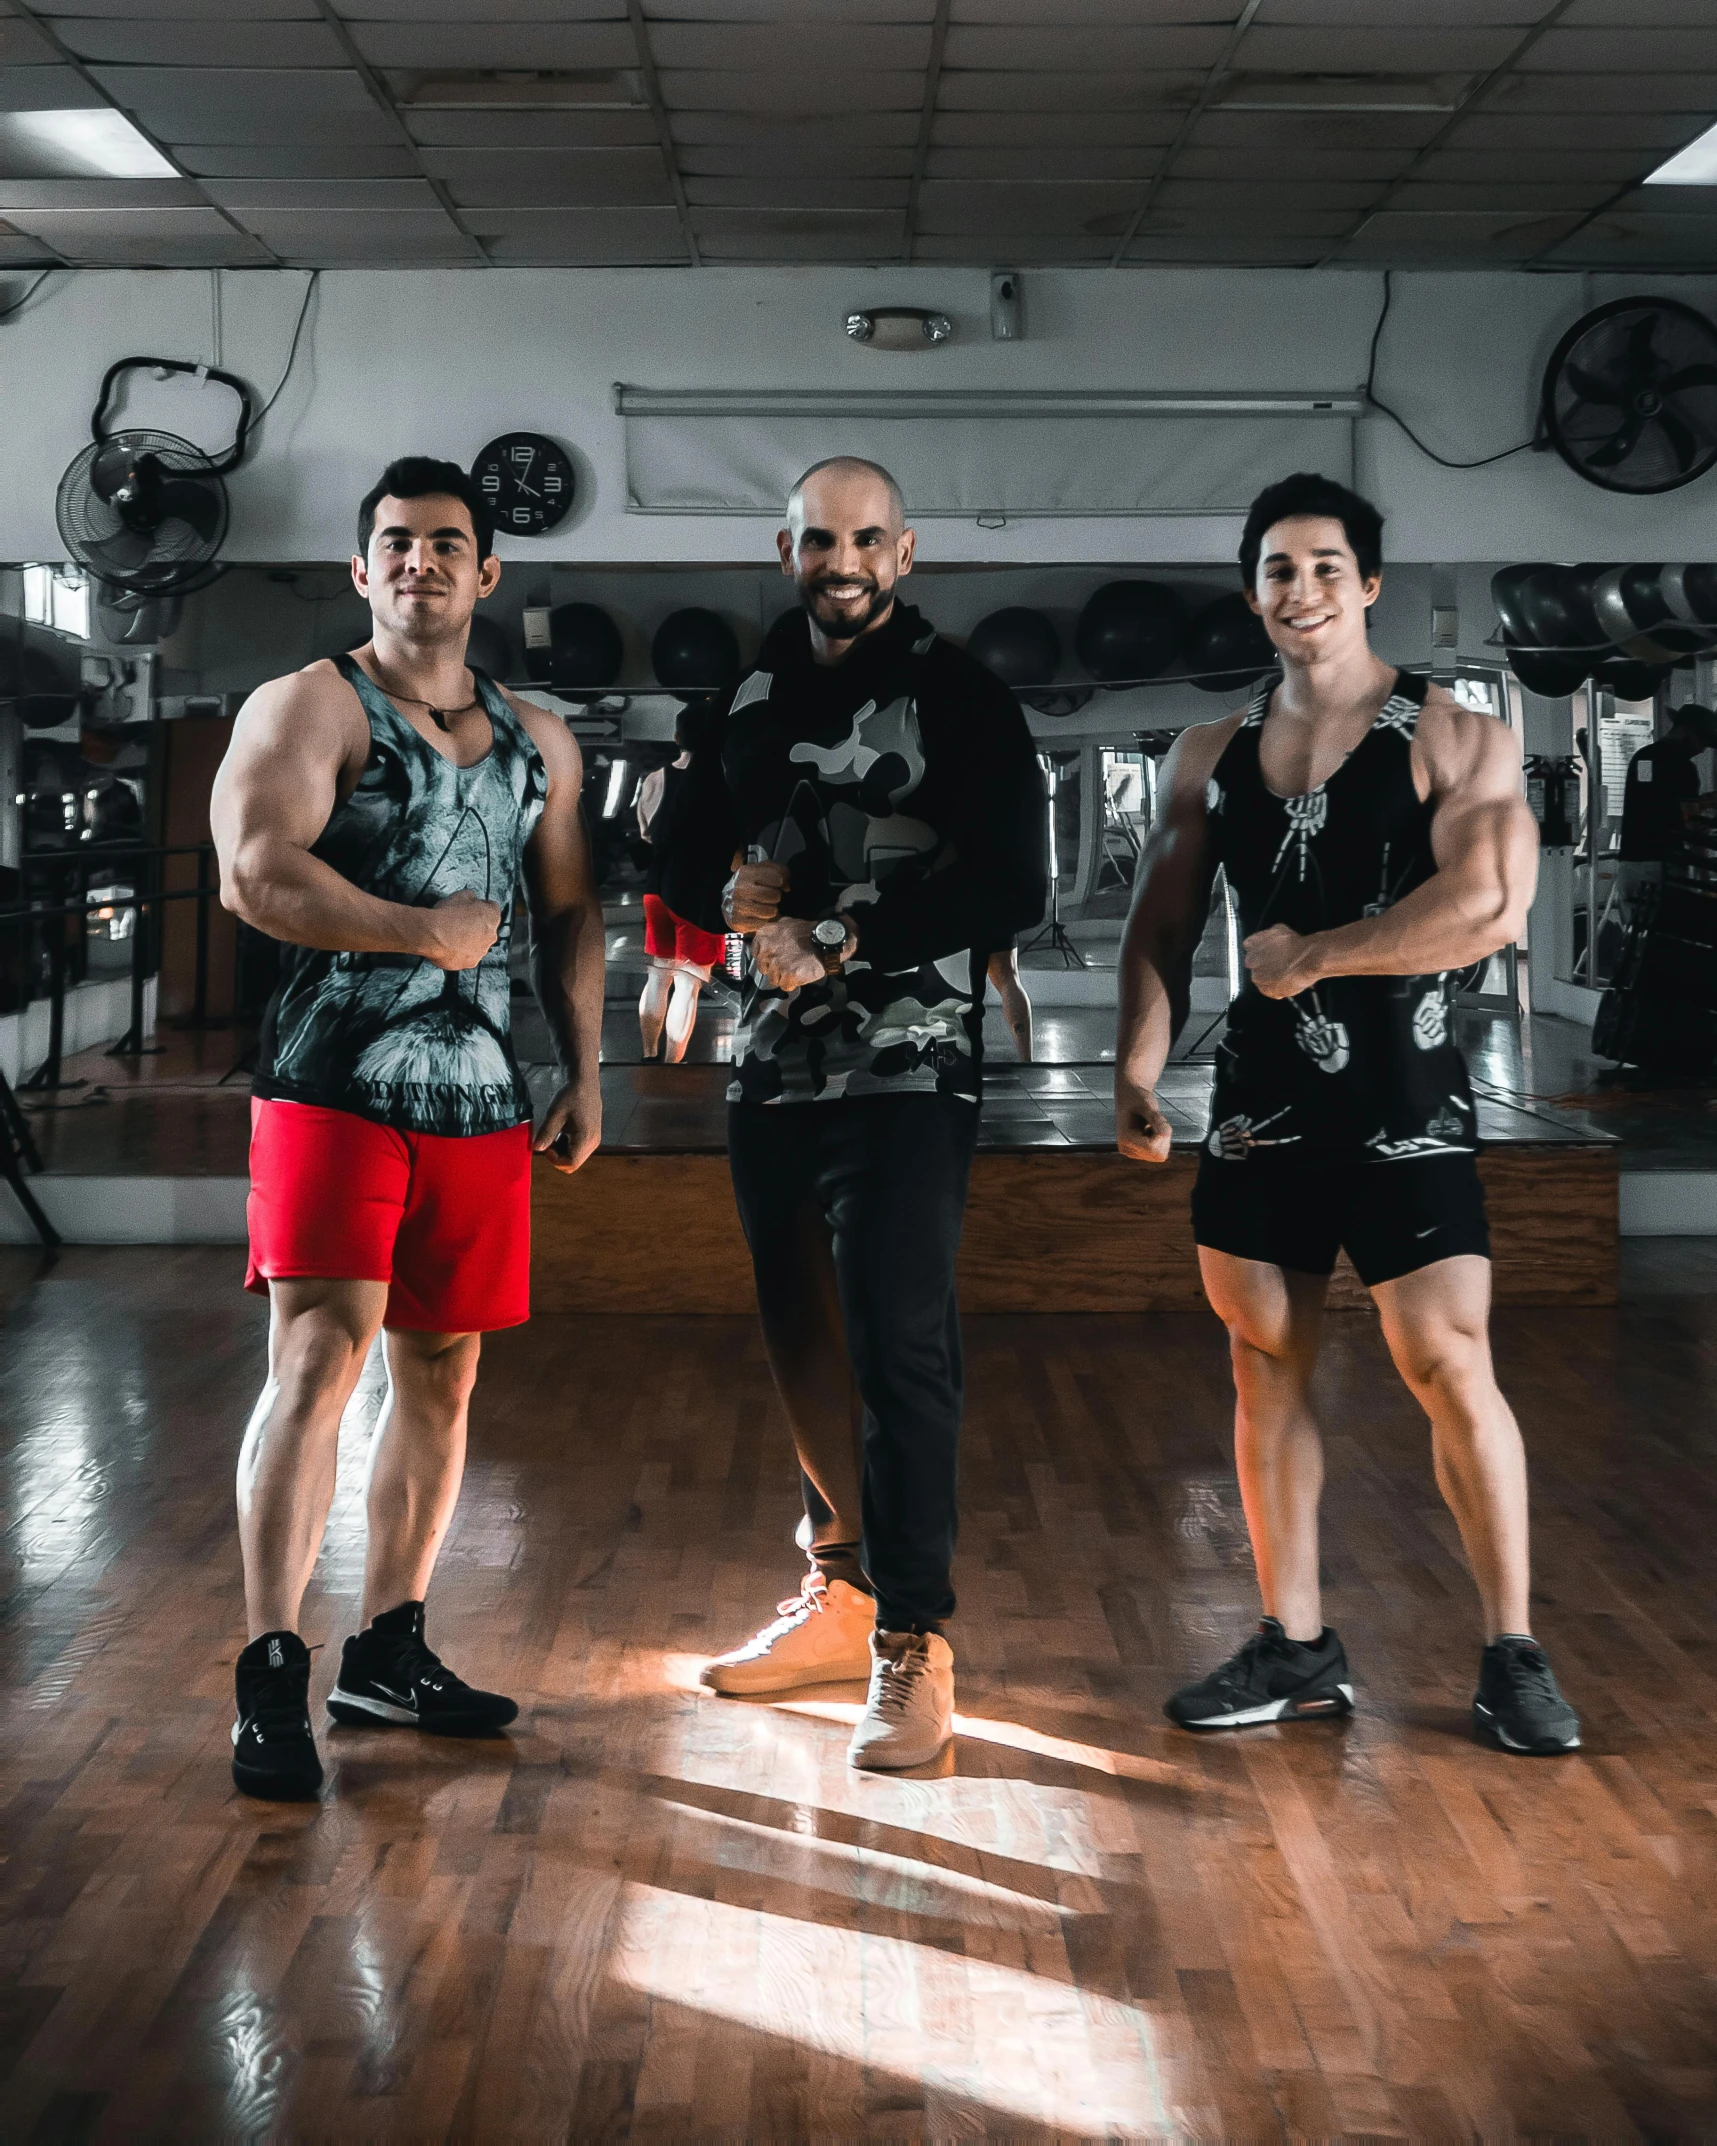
[1116,915,1183,1094]
[1306,868,1520,982]
[533,900,605,1087]
[224,837,437,956]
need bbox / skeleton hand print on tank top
[1202,668,1478,1165]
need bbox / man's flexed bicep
[1424,702,1539,950]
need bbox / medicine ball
[466,612,515,682]
[651,607,741,698]
[1075,580,1185,687]
[967,607,1060,693]
[1506,644,1591,697]
[548,602,623,694]
[1593,654,1668,704]
[1185,591,1278,693]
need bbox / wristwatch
[811,916,850,973]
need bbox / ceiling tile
[1171,145,1414,181]
[1448,109,1711,149]
[5,205,271,261]
[684,175,909,209]
[0,20,63,63]
[1481,72,1717,114]
[642,0,933,15]
[681,143,915,177]
[1543,213,1717,263]
[1599,182,1717,216]
[1387,179,1618,212]
[937,70,1204,111]
[0,65,107,112]
[230,208,475,259]
[351,23,639,68]
[1124,232,1328,263]
[914,232,1118,263]
[335,0,626,15]
[693,223,901,261]
[1523,27,1717,70]
[942,25,1226,68]
[204,177,441,210]
[0,232,59,259]
[931,109,1182,146]
[1253,1,1538,23]
[1233,24,1522,71]
[423,147,673,208]
[1141,201,1360,236]
[1155,177,1382,213]
[89,65,398,143]
[1188,109,1447,150]
[464,205,688,260]
[180,144,421,177]
[0,177,204,208]
[40,0,320,14]
[53,20,347,65]
[951,0,1234,18]
[650,23,930,67]
[671,111,919,146]
[915,180,1141,234]
[1561,0,1717,19]
[404,109,659,147]
[1338,209,1585,260]
[661,70,924,110]
[1414,147,1655,184]
[925,145,1163,180]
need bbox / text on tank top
[252,652,548,1138]
[1203,667,1478,1165]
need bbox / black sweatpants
[726,1092,978,1630]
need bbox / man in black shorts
[1115,471,1579,1756]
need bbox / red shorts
[643,892,725,972]
[245,1099,533,1332]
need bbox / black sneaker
[1473,1636,1581,1754]
[326,1600,518,1736]
[1165,1618,1355,1731]
[232,1630,324,1801]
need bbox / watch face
[470,432,575,538]
[813,919,846,948]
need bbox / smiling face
[1246,513,1380,669]
[777,462,915,652]
[352,492,500,650]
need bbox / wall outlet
[990,270,1021,341]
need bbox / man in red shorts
[210,455,604,1800]
[636,711,727,1061]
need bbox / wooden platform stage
[534,1143,1621,1315]
[3,1246,1711,2140]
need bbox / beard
[799,572,895,642]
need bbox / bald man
[663,458,1046,1770]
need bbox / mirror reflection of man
[211,456,604,1801]
[1115,470,1580,1759]
[663,457,1046,1772]
[1618,701,1717,895]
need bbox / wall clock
[470,432,575,537]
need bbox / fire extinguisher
[1525,755,1549,837]
[1546,756,1581,847]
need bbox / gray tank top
[253,652,547,1138]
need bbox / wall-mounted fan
[1542,297,1717,495]
[55,356,253,598]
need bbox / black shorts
[1191,1151,1490,1287]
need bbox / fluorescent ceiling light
[1646,118,1717,186]
[6,109,175,179]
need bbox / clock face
[471,432,575,538]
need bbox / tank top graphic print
[253,653,547,1138]
[1203,668,1477,1165]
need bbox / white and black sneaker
[1474,1635,1581,1755]
[327,1600,518,1737]
[1165,1618,1355,1731]
[232,1630,323,1801]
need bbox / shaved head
[786,456,906,536]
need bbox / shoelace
[1210,1629,1282,1697]
[1498,1643,1558,1702]
[871,1646,929,1719]
[375,1634,453,1696]
[763,1578,830,1637]
[243,1676,311,1743]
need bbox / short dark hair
[1239,472,1384,589]
[1672,701,1717,748]
[357,456,495,561]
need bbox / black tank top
[1203,668,1477,1166]
[253,652,547,1138]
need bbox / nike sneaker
[1165,1618,1355,1730]
[232,1629,323,1801]
[327,1600,518,1736]
[1473,1635,1581,1754]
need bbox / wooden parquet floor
[1,1248,1714,2141]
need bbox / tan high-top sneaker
[700,1571,875,1695]
[847,1629,955,1771]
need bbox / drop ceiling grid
[0,5,1709,265]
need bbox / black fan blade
[86,528,156,572]
[1656,406,1703,476]
[1623,308,1664,388]
[1563,361,1629,408]
[151,478,223,544]
[1586,414,1648,469]
[1661,362,1717,393]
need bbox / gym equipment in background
[1542,296,1717,496]
[1022,751,1085,969]
[56,356,254,597]
[1184,591,1278,692]
[466,613,516,682]
[547,602,624,697]
[1075,580,1185,688]
[651,607,741,702]
[966,605,1089,717]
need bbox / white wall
[3,264,1717,571]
